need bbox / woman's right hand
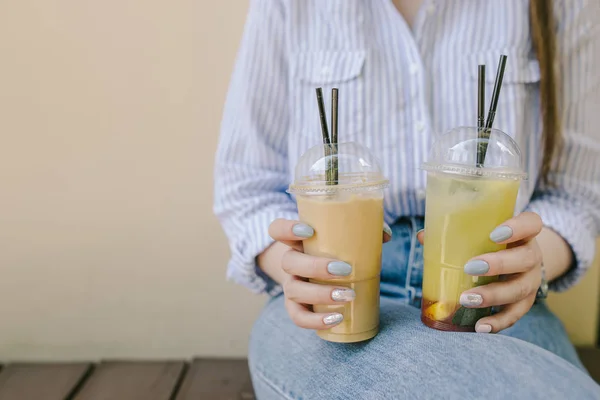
[258,218,392,330]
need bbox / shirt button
[320,66,331,77]
[409,64,419,75]
[416,121,426,131]
[426,4,436,14]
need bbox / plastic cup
[288,142,389,343]
[420,126,527,332]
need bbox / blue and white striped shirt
[214,0,600,295]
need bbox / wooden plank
[0,363,91,400]
[578,348,600,384]
[73,361,185,400]
[175,359,254,400]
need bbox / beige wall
[0,1,264,360]
[547,239,600,346]
[0,1,597,362]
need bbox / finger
[284,298,344,330]
[383,222,392,243]
[417,229,424,245]
[269,219,313,248]
[464,241,542,276]
[490,212,543,244]
[474,294,536,333]
[460,267,541,308]
[284,278,355,305]
[281,249,352,279]
[270,219,392,246]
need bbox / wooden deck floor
[0,349,597,399]
[0,359,253,400]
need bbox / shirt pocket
[289,51,366,143]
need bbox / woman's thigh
[249,296,599,400]
[499,301,585,370]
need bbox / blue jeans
[249,218,600,399]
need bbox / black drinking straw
[478,55,508,165]
[331,88,339,184]
[476,64,486,166]
[484,55,508,131]
[477,65,486,131]
[315,88,331,146]
[315,87,333,184]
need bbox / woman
[214,0,600,398]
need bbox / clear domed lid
[288,142,389,194]
[422,126,527,180]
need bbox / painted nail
[383,222,393,237]
[327,261,352,276]
[464,259,490,275]
[323,313,344,325]
[460,293,483,307]
[331,288,356,302]
[490,225,513,243]
[475,323,493,333]
[292,223,314,238]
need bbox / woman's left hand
[418,211,544,334]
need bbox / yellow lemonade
[421,172,520,331]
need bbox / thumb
[417,229,424,245]
[383,222,393,243]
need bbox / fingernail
[327,261,352,276]
[460,293,483,307]
[417,229,424,236]
[464,259,490,275]
[475,323,492,333]
[292,223,314,238]
[323,313,344,325]
[490,225,513,242]
[383,222,393,237]
[331,288,356,302]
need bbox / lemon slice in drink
[424,302,455,321]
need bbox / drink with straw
[288,88,389,343]
[420,56,528,332]
[420,137,524,331]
